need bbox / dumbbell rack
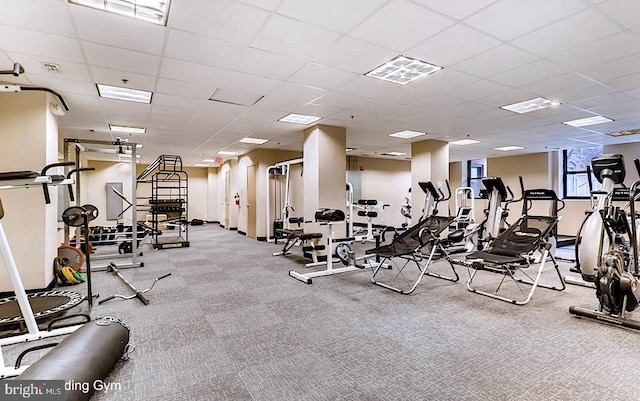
[137,155,189,249]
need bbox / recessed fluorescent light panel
[382,152,406,157]
[366,55,442,85]
[109,124,146,134]
[450,139,481,146]
[202,159,217,163]
[346,148,356,152]
[97,84,152,104]
[500,97,559,114]
[278,113,321,125]
[562,115,614,127]
[194,163,210,167]
[217,151,239,156]
[68,0,171,26]
[389,130,426,139]
[239,137,269,145]
[494,146,525,151]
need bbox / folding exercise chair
[365,215,458,294]
[463,215,565,305]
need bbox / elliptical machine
[570,175,640,330]
[573,154,626,283]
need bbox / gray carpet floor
[3,225,640,400]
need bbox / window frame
[466,159,486,199]
[562,147,602,199]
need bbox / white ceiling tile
[152,93,206,109]
[0,26,84,63]
[218,71,282,95]
[27,75,97,97]
[89,66,156,91]
[82,42,160,75]
[409,68,478,93]
[236,0,281,11]
[249,96,299,113]
[269,82,326,104]
[577,54,640,82]
[232,48,307,81]
[490,59,570,88]
[337,75,399,99]
[378,87,431,106]
[349,0,455,52]
[549,32,640,70]
[159,59,226,87]
[169,0,270,45]
[447,79,512,101]
[251,14,342,60]
[452,44,538,78]
[408,24,501,67]
[512,9,623,58]
[410,93,467,111]
[549,83,614,104]
[164,30,245,69]
[521,72,597,97]
[287,64,358,91]
[70,5,166,54]
[5,53,92,82]
[464,0,587,41]
[411,0,499,20]
[156,77,216,99]
[313,36,397,74]
[606,73,640,91]
[277,0,387,33]
[296,103,346,119]
[598,0,640,28]
[0,0,76,37]
[475,88,540,108]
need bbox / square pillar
[411,139,449,222]
[0,91,60,291]
[303,125,346,223]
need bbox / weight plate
[57,245,85,271]
[335,243,352,266]
[82,204,99,221]
[62,206,86,227]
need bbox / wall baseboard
[237,230,246,236]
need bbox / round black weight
[118,241,132,254]
[62,206,86,227]
[335,243,352,266]
[82,204,99,221]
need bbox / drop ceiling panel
[521,72,598,98]
[236,0,281,11]
[0,26,85,63]
[152,93,206,110]
[90,66,156,91]
[452,44,538,78]
[313,36,397,74]
[218,70,282,95]
[408,24,501,67]
[232,47,307,81]
[70,6,166,54]
[549,32,640,70]
[82,42,161,75]
[512,9,622,58]
[349,0,455,51]
[7,53,92,82]
[598,0,640,28]
[268,82,326,104]
[156,77,215,99]
[287,63,358,91]
[159,59,226,87]
[277,0,387,33]
[164,30,244,69]
[409,68,478,93]
[446,79,512,101]
[169,0,270,45]
[411,0,498,20]
[0,1,76,37]
[251,14,342,60]
[577,54,640,82]
[29,75,97,97]
[490,59,570,88]
[606,73,640,91]
[463,0,587,41]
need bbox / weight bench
[365,215,459,294]
[272,218,326,266]
[461,215,565,305]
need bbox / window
[467,159,486,198]
[563,146,603,198]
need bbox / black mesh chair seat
[463,214,565,305]
[365,215,459,294]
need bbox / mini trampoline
[0,290,84,327]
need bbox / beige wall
[351,157,411,228]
